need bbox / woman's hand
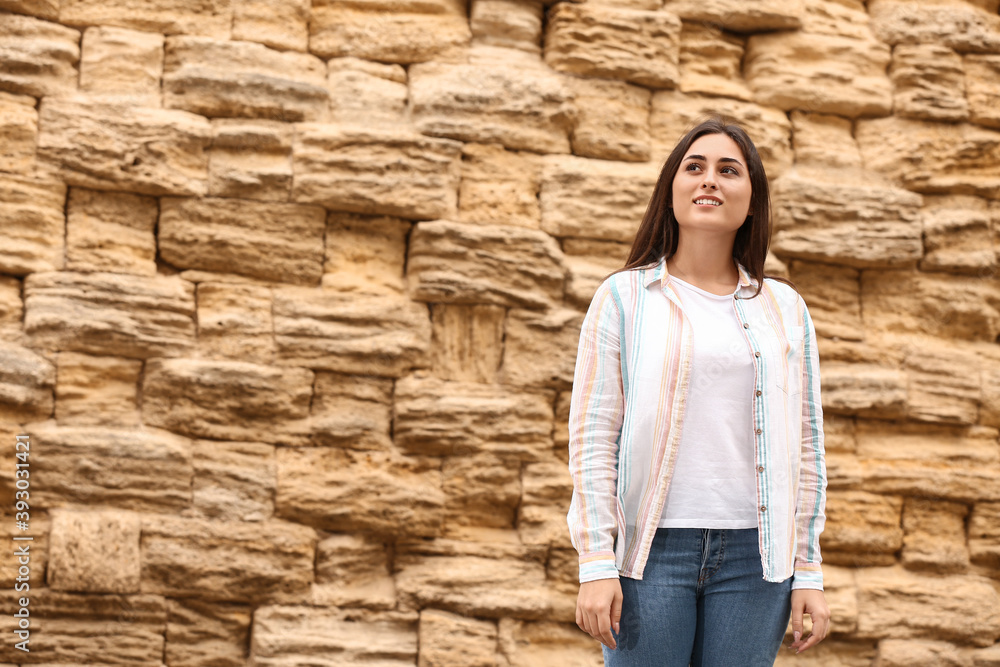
[576,578,623,649]
[790,588,830,653]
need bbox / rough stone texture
[250,606,419,666]
[323,212,411,295]
[543,4,681,89]
[965,55,1000,129]
[65,187,158,275]
[273,287,431,377]
[141,515,316,603]
[208,118,293,201]
[563,238,630,310]
[313,533,395,610]
[159,196,327,284]
[920,195,996,274]
[25,271,196,358]
[79,26,164,107]
[232,0,309,52]
[518,458,574,549]
[328,57,407,128]
[54,352,141,426]
[500,308,583,389]
[408,220,566,309]
[163,36,328,121]
[497,619,604,666]
[442,452,521,528]
[196,282,275,362]
[0,171,66,276]
[37,97,213,196]
[430,304,506,383]
[678,21,750,101]
[662,0,803,32]
[166,598,252,667]
[192,440,275,521]
[291,123,462,220]
[310,372,393,450]
[788,261,862,341]
[48,509,141,593]
[901,498,970,573]
[410,56,576,154]
[142,358,313,444]
[457,143,543,229]
[28,422,193,511]
[890,44,969,122]
[0,13,80,98]
[565,75,652,162]
[0,276,22,340]
[59,0,233,38]
[0,341,54,422]
[821,491,903,567]
[419,609,497,667]
[471,0,543,55]
[869,0,1000,53]
[969,502,1000,567]
[0,91,37,174]
[875,639,970,667]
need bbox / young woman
[567,117,829,666]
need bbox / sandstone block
[497,619,603,667]
[48,509,141,593]
[0,171,66,276]
[79,26,164,107]
[471,0,543,54]
[25,271,196,358]
[969,502,1000,567]
[192,440,275,522]
[501,308,583,389]
[292,123,461,220]
[29,423,192,511]
[408,220,566,309]
[276,447,445,536]
[442,452,521,528]
[328,57,408,126]
[563,239,629,310]
[974,644,1000,667]
[0,13,79,97]
[662,0,802,32]
[869,0,1000,53]
[860,271,1000,342]
[323,212,410,295]
[819,362,907,420]
[430,304,505,383]
[65,187,158,276]
[0,92,38,173]
[160,197,326,285]
[457,143,543,230]
[0,509,48,589]
[410,58,575,154]
[273,288,431,377]
[60,0,233,38]
[310,373,392,450]
[856,118,1000,197]
[787,262,862,341]
[208,119,293,201]
[141,515,316,603]
[166,598,252,667]
[419,609,498,667]
[856,566,1000,646]
[875,639,970,667]
[966,55,1000,129]
[649,91,792,177]
[901,498,970,573]
[855,422,1000,502]
[544,4,681,89]
[0,276,22,337]
[565,75,652,162]
[790,112,863,172]
[921,195,996,274]
[54,352,141,426]
[164,36,328,121]
[0,590,166,665]
[142,358,313,444]
[314,534,395,610]
[0,341,54,422]
[745,31,892,118]
[250,606,418,666]
[540,155,657,243]
[518,459,574,549]
[822,565,861,635]
[309,1,470,62]
[985,365,1000,429]
[197,282,275,362]
[0,0,58,20]
[38,98,212,196]
[772,640,876,667]
[678,21,750,101]
[904,343,981,425]
[890,44,969,122]
[394,375,554,460]
[821,491,903,567]
[232,0,309,52]
[772,174,922,269]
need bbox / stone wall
[0,0,999,665]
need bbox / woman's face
[671,132,753,236]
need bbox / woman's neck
[666,235,739,295]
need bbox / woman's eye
[686,163,701,171]
[722,166,739,175]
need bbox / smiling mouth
[694,198,722,206]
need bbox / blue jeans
[603,528,791,667]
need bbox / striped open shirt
[567,258,827,590]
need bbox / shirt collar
[641,256,757,294]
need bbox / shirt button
[755,390,762,397]
[755,428,762,435]
[743,323,749,329]
[759,505,767,512]
[757,466,765,473]
[754,351,760,358]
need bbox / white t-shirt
[657,275,759,529]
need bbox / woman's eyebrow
[682,154,745,167]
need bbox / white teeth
[694,199,721,206]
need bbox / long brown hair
[621,116,788,298]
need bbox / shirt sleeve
[566,279,626,583]
[791,300,827,591]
